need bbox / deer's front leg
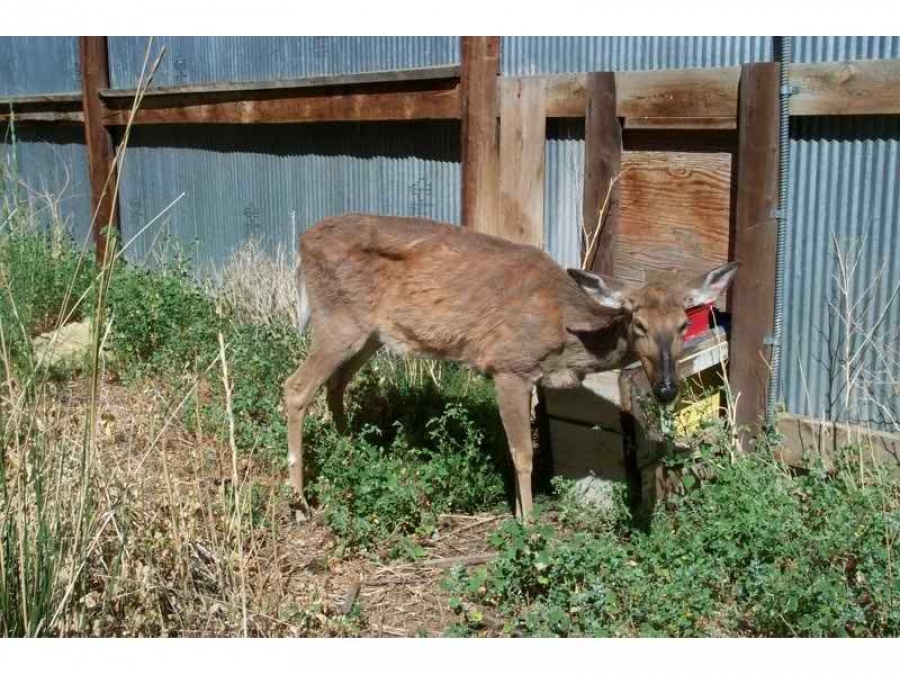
[494,373,535,520]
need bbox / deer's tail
[295,248,312,333]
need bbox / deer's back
[300,214,604,377]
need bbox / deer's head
[568,262,739,405]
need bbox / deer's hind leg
[283,331,372,507]
[326,337,381,434]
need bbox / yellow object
[672,369,723,440]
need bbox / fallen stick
[419,552,497,569]
[340,580,362,615]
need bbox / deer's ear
[683,261,740,308]
[568,269,631,311]
[566,311,620,335]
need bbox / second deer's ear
[683,261,740,308]
[568,269,632,312]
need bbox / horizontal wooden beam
[790,59,900,116]
[99,65,460,99]
[101,82,461,125]
[536,66,743,119]
[623,116,737,130]
[538,58,900,119]
[3,58,899,127]
[0,111,84,123]
[0,91,82,105]
[776,413,900,473]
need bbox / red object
[684,302,714,341]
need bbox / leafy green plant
[306,402,507,552]
[98,261,222,379]
[448,453,900,637]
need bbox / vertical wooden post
[730,63,780,435]
[497,77,546,247]
[460,36,500,232]
[79,36,119,263]
[582,72,621,274]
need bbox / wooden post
[729,63,780,435]
[497,78,546,247]
[460,36,499,232]
[79,36,119,263]
[582,73,621,274]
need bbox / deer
[282,213,739,520]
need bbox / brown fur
[282,213,738,519]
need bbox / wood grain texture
[101,82,461,125]
[0,111,84,123]
[460,37,500,231]
[99,65,461,99]
[729,63,780,432]
[496,77,546,248]
[79,36,119,263]
[623,116,737,130]
[582,72,621,274]
[791,59,900,115]
[614,151,732,290]
[539,67,741,119]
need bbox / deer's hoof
[291,494,312,524]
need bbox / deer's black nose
[654,382,678,405]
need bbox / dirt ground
[46,375,512,637]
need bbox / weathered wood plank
[614,151,732,292]
[776,413,900,472]
[101,82,461,125]
[496,78,546,248]
[79,36,119,263]
[791,58,900,116]
[0,111,84,123]
[460,37,500,231]
[582,72,621,274]
[729,63,780,433]
[623,116,737,130]
[0,92,82,105]
[539,67,742,119]
[99,65,461,99]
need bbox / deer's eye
[679,321,689,334]
[633,320,648,336]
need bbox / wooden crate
[542,330,729,510]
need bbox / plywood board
[614,151,732,298]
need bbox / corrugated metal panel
[0,37,81,96]
[545,120,584,268]
[791,36,900,63]
[501,36,772,75]
[782,115,900,430]
[107,37,460,89]
[1,124,92,246]
[116,122,460,271]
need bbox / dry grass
[213,236,301,330]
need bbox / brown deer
[283,214,738,519]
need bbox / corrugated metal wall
[116,122,460,272]
[107,37,460,89]
[501,36,773,75]
[782,115,900,430]
[1,124,92,246]
[0,37,81,96]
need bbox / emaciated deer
[283,214,738,519]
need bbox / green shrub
[448,454,900,637]
[306,403,507,552]
[0,225,96,365]
[202,321,306,458]
[100,262,221,378]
